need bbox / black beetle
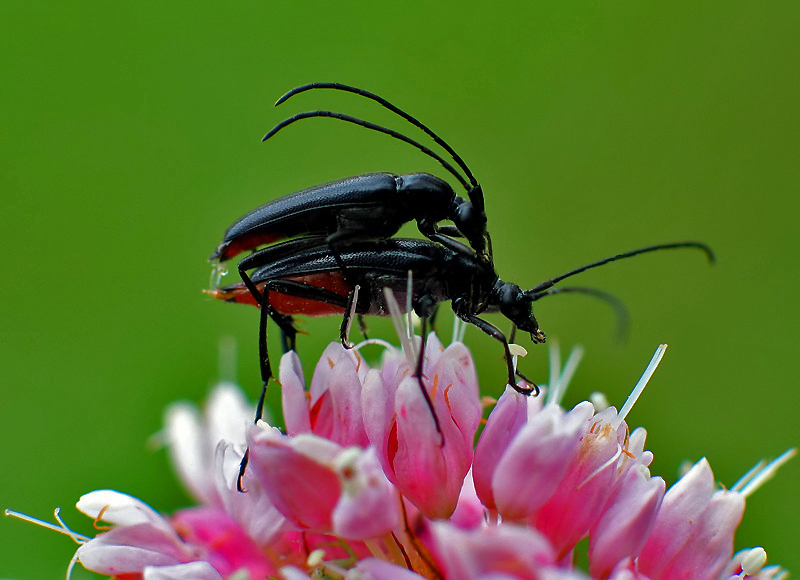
[211,83,492,265]
[210,236,713,402]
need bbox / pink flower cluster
[13,335,793,580]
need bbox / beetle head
[496,282,547,344]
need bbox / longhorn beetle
[209,235,713,436]
[211,82,492,266]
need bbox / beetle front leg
[454,304,538,396]
[415,315,443,439]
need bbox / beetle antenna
[525,242,715,295]
[263,110,472,193]
[276,83,480,192]
[528,286,629,342]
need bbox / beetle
[209,235,713,419]
[210,82,492,266]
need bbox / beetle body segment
[211,172,465,262]
[211,238,479,317]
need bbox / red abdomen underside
[209,272,352,317]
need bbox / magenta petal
[589,467,665,578]
[172,506,275,579]
[389,375,467,518]
[361,369,393,464]
[76,523,191,575]
[450,470,485,530]
[473,386,529,510]
[346,558,428,579]
[332,448,401,539]
[533,408,625,557]
[281,351,312,436]
[214,441,293,545]
[492,404,590,521]
[143,561,224,580]
[659,490,745,580]
[637,458,717,577]
[246,427,342,531]
[430,521,556,579]
[429,341,481,450]
[309,344,370,447]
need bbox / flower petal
[143,561,224,580]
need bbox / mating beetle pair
[208,82,713,433]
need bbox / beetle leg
[435,225,465,238]
[424,231,476,258]
[339,285,360,349]
[454,305,539,396]
[416,316,443,441]
[239,278,351,493]
[238,282,275,493]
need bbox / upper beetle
[211,82,491,265]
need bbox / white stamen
[508,342,527,376]
[383,287,417,369]
[590,392,610,411]
[614,344,667,429]
[308,548,326,567]
[554,345,584,406]
[508,344,528,357]
[457,315,467,342]
[738,448,797,498]
[578,443,623,489]
[731,459,768,492]
[740,547,767,575]
[451,316,462,345]
[353,338,395,352]
[547,340,561,402]
[66,550,80,580]
[4,508,89,544]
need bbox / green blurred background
[2,1,798,577]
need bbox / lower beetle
[209,236,713,419]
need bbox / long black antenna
[528,286,630,341]
[276,82,479,190]
[525,242,715,295]
[262,111,472,193]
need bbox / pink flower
[246,423,400,539]
[7,329,794,580]
[481,400,591,522]
[429,521,559,579]
[588,445,665,578]
[281,344,370,447]
[72,489,274,579]
[164,382,252,507]
[363,334,481,518]
[637,458,746,580]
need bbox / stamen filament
[4,508,89,544]
[383,288,416,369]
[615,344,667,428]
[553,345,584,407]
[731,459,768,492]
[738,448,797,498]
